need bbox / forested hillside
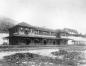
[0,17,16,33]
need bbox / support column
[30,38,34,46]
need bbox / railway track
[0,45,86,60]
[0,45,86,52]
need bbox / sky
[0,0,86,34]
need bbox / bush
[63,60,77,66]
[64,52,80,60]
[4,53,41,63]
[51,50,68,56]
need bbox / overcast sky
[0,0,86,34]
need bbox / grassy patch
[2,52,80,66]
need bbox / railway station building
[8,22,69,45]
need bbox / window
[18,27,24,35]
[32,29,39,34]
[19,27,24,32]
[24,30,28,35]
[25,28,31,34]
[43,31,49,35]
[39,30,43,35]
[34,30,39,34]
[51,32,56,36]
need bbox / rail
[0,44,85,53]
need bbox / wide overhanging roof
[6,34,70,40]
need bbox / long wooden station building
[8,22,68,45]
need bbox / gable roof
[17,22,33,28]
[10,22,56,32]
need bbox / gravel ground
[0,46,86,66]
